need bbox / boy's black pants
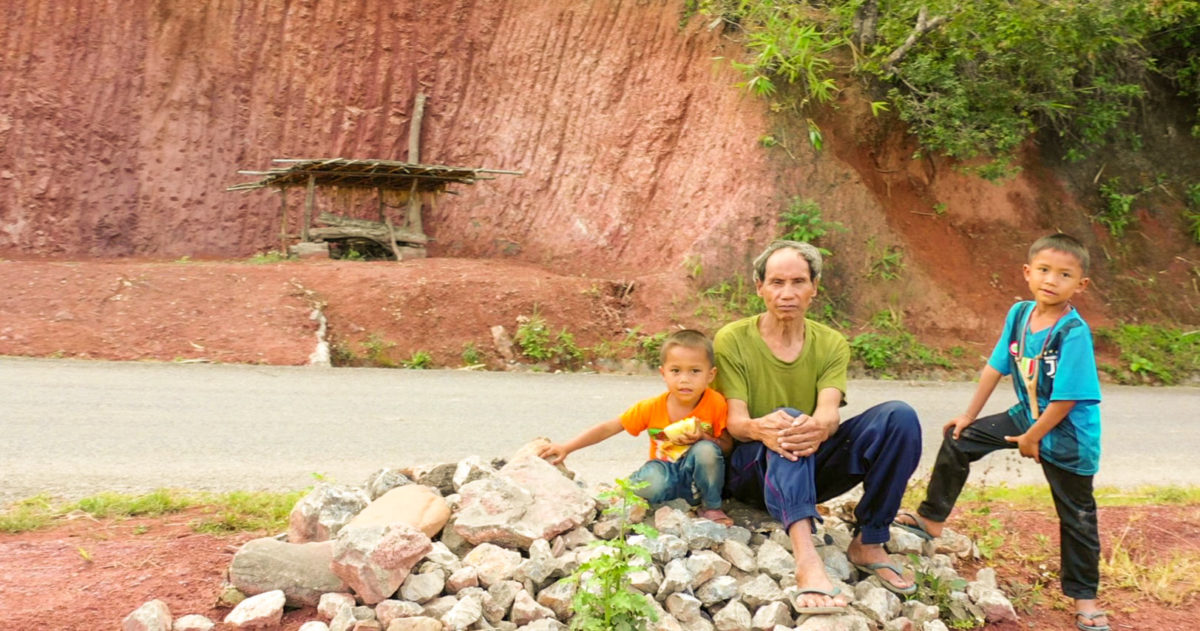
[918,412,1100,599]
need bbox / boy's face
[1024,248,1089,308]
[659,344,717,407]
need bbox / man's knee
[877,400,921,440]
[630,461,672,500]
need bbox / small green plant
[0,494,56,533]
[909,554,976,625]
[401,350,433,370]
[553,329,584,368]
[515,312,553,362]
[566,478,659,630]
[778,197,844,255]
[698,277,765,321]
[867,239,905,280]
[461,342,483,366]
[1096,178,1137,237]
[636,331,669,367]
[932,202,948,216]
[1096,324,1200,385]
[850,316,953,376]
[73,489,194,518]
[361,333,397,367]
[174,255,192,264]
[249,250,289,264]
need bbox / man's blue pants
[724,400,921,544]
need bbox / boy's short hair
[659,329,715,366]
[1029,233,1090,275]
[753,240,823,284]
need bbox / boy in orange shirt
[540,329,733,525]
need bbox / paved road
[2,357,1197,503]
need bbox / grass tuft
[0,494,56,533]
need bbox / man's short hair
[1029,233,1090,275]
[659,329,715,366]
[753,240,823,284]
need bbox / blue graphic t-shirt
[987,301,1103,475]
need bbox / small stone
[665,592,703,622]
[751,601,792,630]
[536,578,576,618]
[695,575,739,605]
[224,589,286,628]
[686,549,731,587]
[319,593,357,620]
[713,600,752,631]
[719,539,757,572]
[172,614,215,631]
[510,589,556,626]
[441,591,484,630]
[756,539,796,581]
[400,571,446,603]
[123,599,172,631]
[364,468,413,500]
[385,616,443,631]
[656,558,693,600]
[375,600,424,626]
[289,483,371,543]
[463,542,523,587]
[446,566,480,593]
[738,573,784,608]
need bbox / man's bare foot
[1074,599,1109,630]
[696,507,733,526]
[846,535,914,594]
[789,519,850,611]
[894,509,944,539]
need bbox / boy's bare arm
[946,366,1003,439]
[538,418,624,465]
[1006,400,1076,462]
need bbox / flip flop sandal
[853,561,918,597]
[1075,610,1111,631]
[791,586,848,615]
[892,510,936,541]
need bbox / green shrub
[401,350,433,370]
[1097,324,1200,385]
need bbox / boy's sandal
[1075,610,1110,631]
[696,508,734,526]
[892,510,936,541]
[791,586,848,615]
[853,562,918,597]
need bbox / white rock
[441,591,484,630]
[375,599,424,626]
[385,616,443,631]
[463,542,524,587]
[756,539,796,581]
[123,599,172,631]
[664,592,703,622]
[686,549,731,587]
[172,614,215,631]
[695,574,739,605]
[738,573,784,608]
[400,570,446,603]
[510,589,556,626]
[318,592,357,620]
[331,522,433,605]
[713,600,753,631]
[289,484,371,543]
[751,601,793,629]
[719,539,758,572]
[224,589,286,628]
[297,622,331,631]
[535,578,576,619]
[446,566,480,593]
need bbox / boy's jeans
[629,439,725,509]
[919,411,1100,599]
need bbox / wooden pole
[377,187,385,222]
[302,174,315,242]
[279,187,288,253]
[407,93,427,236]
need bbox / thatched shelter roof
[227,157,522,192]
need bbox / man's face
[756,249,817,321]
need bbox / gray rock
[633,532,689,564]
[297,622,331,631]
[455,455,595,549]
[885,528,927,556]
[224,589,286,628]
[627,564,663,594]
[738,573,784,608]
[686,549,731,587]
[231,538,349,607]
[535,578,576,618]
[719,539,757,572]
[900,601,940,624]
[318,593,356,620]
[656,558,693,600]
[751,601,793,629]
[515,538,558,585]
[793,614,872,630]
[123,599,172,631]
[414,463,459,495]
[946,591,985,627]
[400,570,446,603]
[695,575,739,605]
[665,591,703,622]
[289,483,371,543]
[441,591,484,630]
[375,600,424,627]
[331,523,433,605]
[973,567,998,590]
[421,595,459,619]
[446,566,480,593]
[453,456,499,491]
[653,505,691,537]
[756,539,796,581]
[510,589,556,626]
[816,544,855,583]
[684,518,730,550]
[713,600,752,631]
[883,617,915,631]
[922,621,950,631]
[463,542,523,587]
[851,583,901,623]
[516,619,568,631]
[970,587,1017,623]
[932,529,975,559]
[385,616,444,631]
[365,468,413,500]
[486,580,523,623]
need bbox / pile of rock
[122,441,1017,631]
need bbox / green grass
[955,483,1200,508]
[1,488,305,535]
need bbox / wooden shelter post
[278,187,288,253]
[302,174,315,242]
[407,93,427,235]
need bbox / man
[714,240,922,612]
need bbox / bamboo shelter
[228,157,522,260]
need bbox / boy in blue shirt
[895,234,1108,631]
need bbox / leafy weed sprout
[566,478,659,630]
[401,350,433,370]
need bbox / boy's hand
[943,415,975,440]
[1004,432,1040,462]
[668,426,704,446]
[538,443,571,465]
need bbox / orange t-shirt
[619,388,728,462]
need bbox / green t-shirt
[713,315,850,418]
